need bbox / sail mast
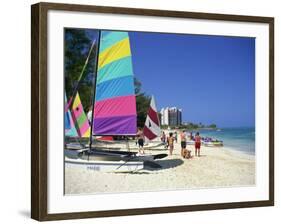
[89,31,101,151]
[66,39,96,111]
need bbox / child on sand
[167,132,175,155]
[195,132,201,157]
[182,148,192,159]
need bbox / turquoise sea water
[193,127,255,155]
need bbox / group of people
[162,130,201,158]
[136,128,202,158]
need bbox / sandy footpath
[64,141,255,195]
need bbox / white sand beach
[64,141,255,195]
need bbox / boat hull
[65,148,166,162]
[65,158,144,172]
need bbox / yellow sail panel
[98,38,131,70]
[82,127,90,138]
[72,93,81,109]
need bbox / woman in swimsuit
[195,132,201,157]
[167,132,175,156]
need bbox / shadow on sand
[144,158,184,171]
[114,159,184,174]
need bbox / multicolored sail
[71,92,90,137]
[65,93,78,137]
[93,31,137,135]
[143,96,161,141]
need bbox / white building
[160,107,182,126]
[160,108,169,125]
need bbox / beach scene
[64,28,255,195]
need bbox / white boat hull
[64,148,165,162]
[65,157,143,172]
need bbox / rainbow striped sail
[65,93,78,137]
[93,31,137,135]
[71,92,90,137]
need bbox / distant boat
[202,138,223,147]
[185,135,223,147]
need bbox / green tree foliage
[162,122,217,130]
[208,124,217,129]
[64,29,97,111]
[135,78,151,128]
[180,123,199,130]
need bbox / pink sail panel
[143,96,161,141]
[71,102,84,118]
[94,95,136,118]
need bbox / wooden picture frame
[31,2,274,221]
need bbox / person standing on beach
[180,130,187,157]
[181,130,192,159]
[195,132,201,157]
[167,132,175,155]
[136,128,145,154]
[161,131,166,144]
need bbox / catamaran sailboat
[64,31,167,171]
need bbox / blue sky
[86,29,255,128]
[129,32,255,128]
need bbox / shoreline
[162,128,255,156]
[223,146,255,158]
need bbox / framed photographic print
[31,2,274,221]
